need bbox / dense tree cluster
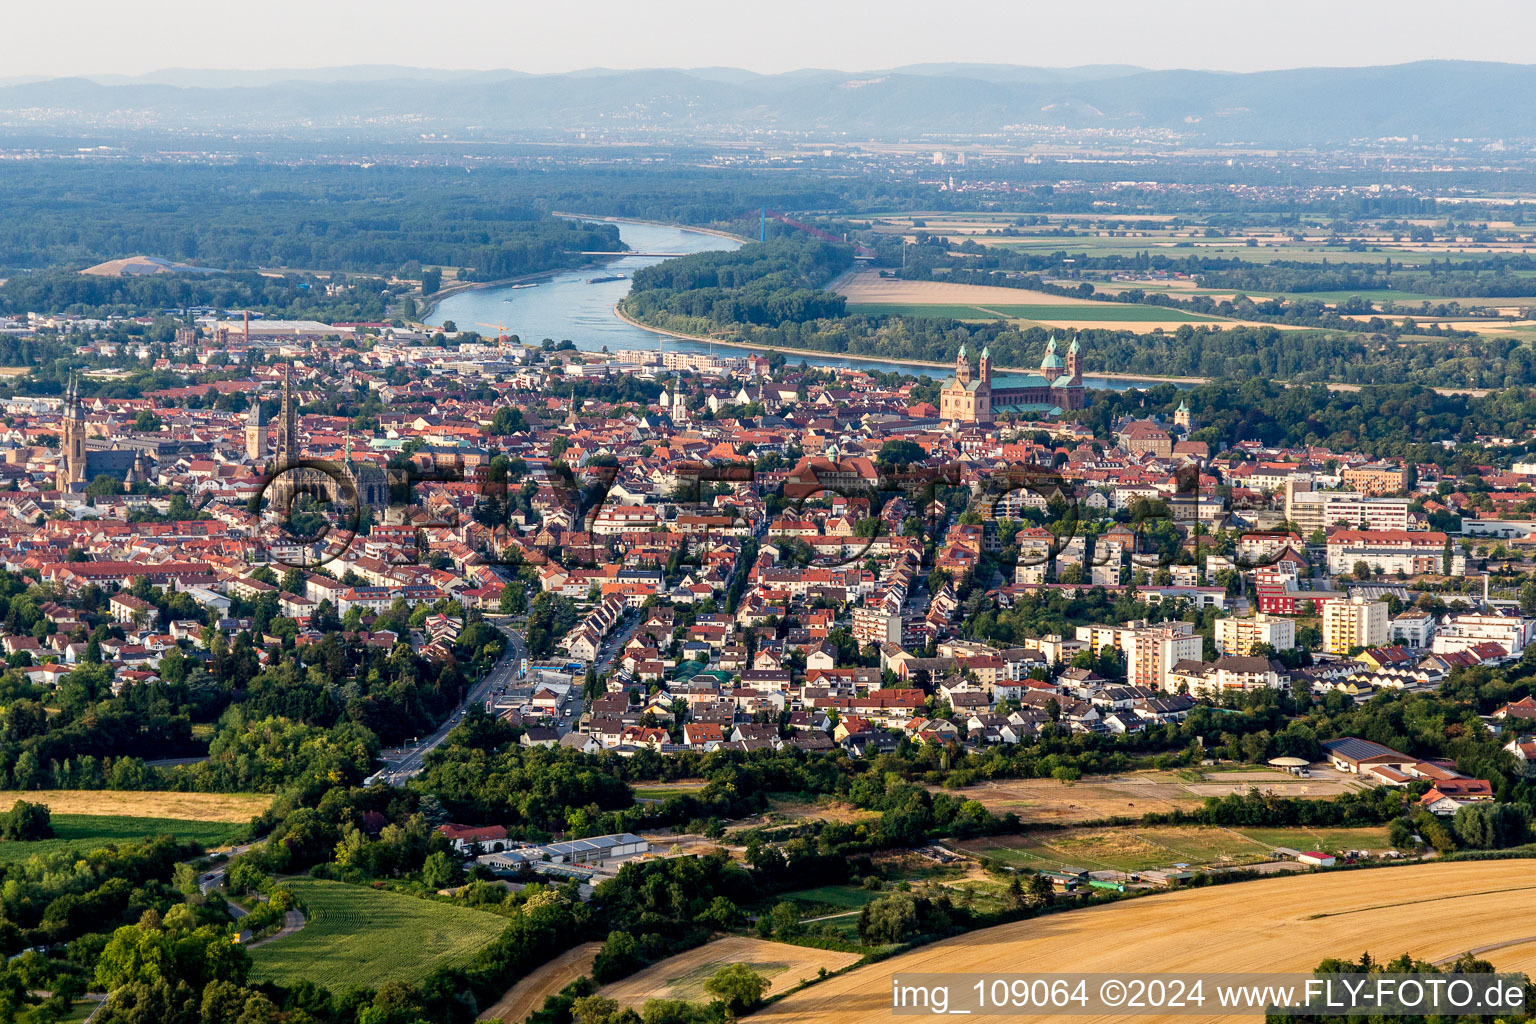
[0,163,622,279]
[0,270,392,322]
[625,239,851,327]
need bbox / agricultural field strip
[596,936,862,1009]
[0,789,270,822]
[750,861,1536,1024]
[1304,883,1536,920]
[249,878,508,989]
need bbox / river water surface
[426,218,1177,389]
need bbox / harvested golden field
[479,941,601,1023]
[753,861,1536,1024]
[938,769,1366,824]
[1485,938,1536,977]
[1019,317,1224,335]
[830,269,1099,306]
[956,826,1273,874]
[0,790,271,823]
[597,936,862,1008]
[932,774,1194,822]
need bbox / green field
[781,885,881,913]
[0,813,243,864]
[248,877,509,990]
[979,238,1470,265]
[846,302,1220,322]
[963,825,1395,874]
[61,999,98,1023]
[1235,827,1391,853]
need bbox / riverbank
[613,303,1209,385]
[553,211,751,245]
[419,259,617,322]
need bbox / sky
[13,0,1536,80]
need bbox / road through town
[378,620,527,785]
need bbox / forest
[1076,378,1536,460]
[0,163,622,280]
[624,239,852,326]
[0,270,394,322]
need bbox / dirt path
[245,908,305,948]
[600,935,862,1008]
[479,942,602,1023]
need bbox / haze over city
[11,0,1536,78]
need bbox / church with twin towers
[939,335,1087,424]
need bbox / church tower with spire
[57,373,87,491]
[670,377,688,421]
[275,363,299,465]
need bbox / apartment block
[1215,613,1297,656]
[1322,595,1390,654]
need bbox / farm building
[1319,737,1417,775]
[1297,852,1336,868]
[481,833,650,870]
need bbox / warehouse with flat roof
[479,832,650,870]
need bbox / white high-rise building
[1215,613,1297,656]
[1322,595,1389,654]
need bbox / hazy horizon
[12,0,1536,80]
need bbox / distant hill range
[3,61,1534,145]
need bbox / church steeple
[57,372,87,491]
[979,345,992,385]
[955,344,971,384]
[670,376,688,421]
[1039,335,1064,382]
[279,363,298,463]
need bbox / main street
[377,618,527,785]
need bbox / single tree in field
[704,963,770,1015]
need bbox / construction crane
[473,322,517,358]
[759,206,876,260]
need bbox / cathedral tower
[57,373,87,491]
[955,344,972,385]
[1039,336,1064,383]
[279,364,298,463]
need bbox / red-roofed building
[436,823,509,853]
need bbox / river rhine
[425,218,1177,391]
